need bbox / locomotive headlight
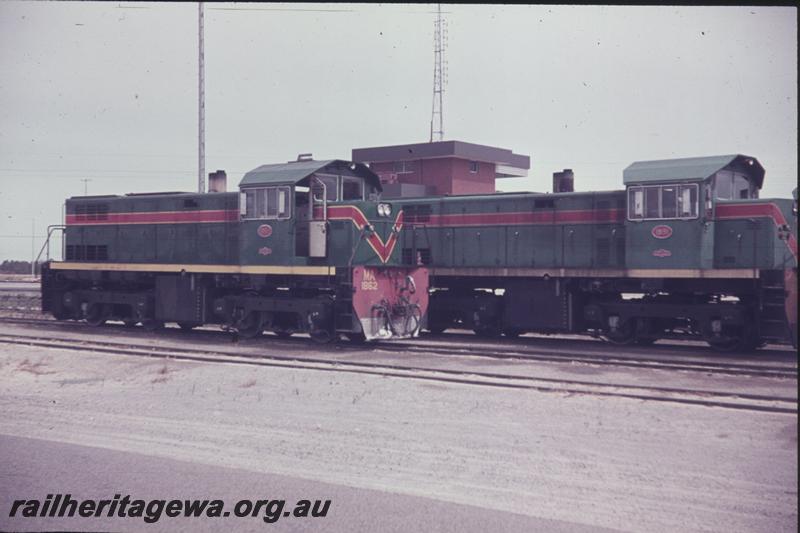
[377,203,392,217]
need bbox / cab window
[733,174,751,199]
[661,186,677,218]
[242,186,291,219]
[628,183,698,220]
[678,185,698,217]
[714,171,754,200]
[312,175,338,202]
[645,187,660,218]
[310,174,364,202]
[342,176,364,201]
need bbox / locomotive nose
[351,266,429,341]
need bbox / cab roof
[239,159,382,191]
[623,154,764,189]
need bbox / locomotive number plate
[651,225,673,239]
[361,269,379,291]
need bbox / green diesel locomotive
[394,154,796,350]
[41,158,428,342]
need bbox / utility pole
[198,1,206,194]
[81,178,91,196]
[31,219,35,278]
[430,3,446,142]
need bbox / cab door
[624,182,704,269]
[239,185,293,265]
[308,176,334,258]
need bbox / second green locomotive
[393,154,797,350]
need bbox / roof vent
[295,153,313,162]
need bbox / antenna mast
[430,4,446,142]
[198,2,206,193]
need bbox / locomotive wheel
[310,327,336,344]
[178,322,196,332]
[426,326,446,335]
[85,304,107,327]
[706,337,743,352]
[707,334,760,353]
[345,332,366,343]
[123,319,138,328]
[706,324,758,352]
[474,326,502,338]
[503,329,524,339]
[602,320,635,345]
[237,312,262,339]
[634,337,658,346]
[273,329,294,339]
[141,319,164,332]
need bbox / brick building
[351,140,530,198]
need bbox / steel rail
[0,332,795,415]
[378,340,799,379]
[0,315,795,379]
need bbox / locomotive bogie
[41,266,381,342]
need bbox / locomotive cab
[620,154,796,349]
[236,157,428,340]
[623,154,764,271]
[238,157,381,265]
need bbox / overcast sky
[0,2,796,261]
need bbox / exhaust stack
[208,170,227,193]
[552,168,574,193]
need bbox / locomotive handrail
[311,176,328,221]
[34,225,66,274]
[347,226,367,268]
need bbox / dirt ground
[0,341,796,532]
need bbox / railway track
[0,315,796,380]
[0,331,796,415]
[383,339,798,379]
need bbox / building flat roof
[352,140,530,170]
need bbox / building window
[243,186,291,220]
[469,161,479,173]
[393,161,415,174]
[627,183,698,220]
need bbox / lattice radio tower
[198,2,206,193]
[429,4,447,142]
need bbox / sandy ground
[1,322,795,401]
[0,341,796,532]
